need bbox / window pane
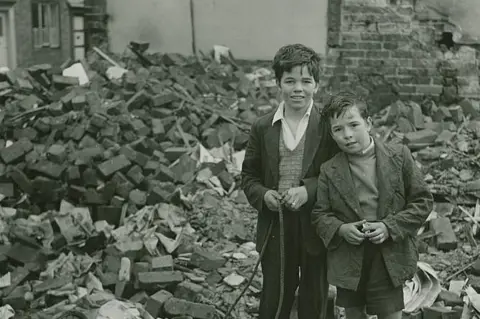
[32,4,39,28]
[50,4,58,28]
[41,4,48,28]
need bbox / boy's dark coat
[312,138,433,290]
[241,104,337,254]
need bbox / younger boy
[242,44,337,319]
[311,92,433,319]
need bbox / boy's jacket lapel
[327,152,364,220]
[264,121,280,185]
[301,109,321,177]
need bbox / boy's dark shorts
[336,241,404,315]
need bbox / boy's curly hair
[321,91,370,122]
[272,44,321,83]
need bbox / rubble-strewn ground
[0,43,480,318]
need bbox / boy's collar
[360,136,374,155]
[272,100,313,126]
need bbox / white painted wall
[107,0,328,59]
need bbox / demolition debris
[1,42,480,318]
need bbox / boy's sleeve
[382,145,433,242]
[311,166,344,249]
[300,120,340,209]
[241,120,270,213]
[300,176,317,208]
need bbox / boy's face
[277,65,318,112]
[329,105,373,155]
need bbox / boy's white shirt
[272,100,313,151]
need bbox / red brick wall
[15,0,72,67]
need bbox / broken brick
[163,298,217,319]
[190,250,225,271]
[404,129,438,145]
[145,290,173,318]
[137,271,184,288]
[151,255,174,271]
[0,139,33,164]
[430,217,458,251]
[97,155,131,178]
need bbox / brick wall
[323,0,480,113]
[15,0,72,67]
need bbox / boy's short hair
[272,44,321,83]
[322,91,370,122]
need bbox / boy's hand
[338,220,367,245]
[282,186,308,211]
[363,222,390,244]
[264,190,282,211]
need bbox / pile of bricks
[0,46,279,319]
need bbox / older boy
[241,44,337,319]
[312,92,433,319]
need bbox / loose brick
[435,130,455,144]
[406,101,425,129]
[404,129,438,145]
[147,186,171,205]
[190,250,225,271]
[131,119,150,136]
[97,155,131,178]
[28,160,65,180]
[152,92,178,108]
[84,188,107,205]
[96,206,123,226]
[130,291,149,304]
[145,290,173,318]
[164,147,189,163]
[9,167,33,195]
[430,217,458,251]
[52,74,79,88]
[129,189,147,206]
[137,271,184,288]
[433,106,451,122]
[151,255,174,271]
[34,276,71,294]
[152,118,166,138]
[438,290,463,307]
[164,298,217,319]
[126,90,150,111]
[0,183,14,197]
[72,94,87,110]
[13,127,38,141]
[422,306,457,319]
[0,139,33,164]
[459,99,480,118]
[174,281,204,302]
[154,164,176,183]
[47,144,67,164]
[449,105,464,123]
[126,165,145,185]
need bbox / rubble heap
[0,45,279,319]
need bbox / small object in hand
[360,222,372,234]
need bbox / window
[32,3,60,48]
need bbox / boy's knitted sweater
[347,140,378,221]
[278,132,306,194]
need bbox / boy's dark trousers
[259,211,330,319]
